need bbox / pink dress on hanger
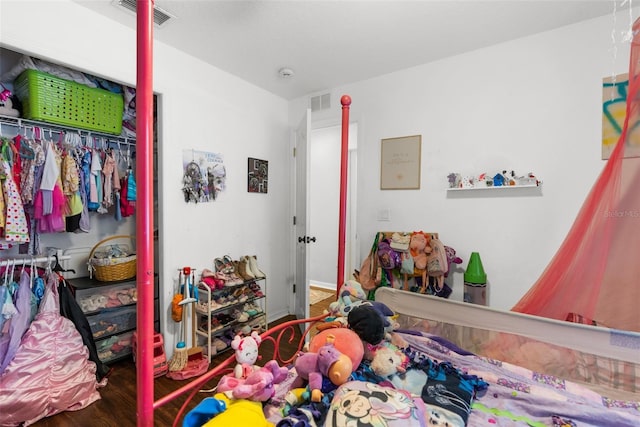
[0,272,102,426]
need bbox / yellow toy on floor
[185,392,274,427]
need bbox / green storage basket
[14,69,124,135]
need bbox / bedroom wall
[0,0,291,350]
[289,9,636,310]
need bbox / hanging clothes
[0,272,102,426]
[127,167,136,202]
[0,160,30,249]
[0,282,16,334]
[33,181,66,234]
[62,150,83,232]
[58,280,111,381]
[0,170,5,233]
[101,151,116,209]
[19,138,45,205]
[88,150,103,212]
[0,269,31,374]
[79,149,92,233]
[119,174,135,218]
[10,136,22,194]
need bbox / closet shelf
[0,114,135,146]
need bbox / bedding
[259,330,638,427]
[171,287,639,427]
[182,323,639,427]
[389,306,639,401]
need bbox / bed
[156,287,639,427]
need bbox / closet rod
[0,114,136,146]
[0,254,71,268]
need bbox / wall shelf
[447,183,542,192]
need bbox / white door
[294,110,311,320]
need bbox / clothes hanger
[18,136,35,160]
[3,259,9,288]
[51,254,76,275]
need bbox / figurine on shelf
[447,173,461,188]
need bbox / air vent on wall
[310,93,331,112]
[113,0,175,26]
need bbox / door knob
[298,236,317,243]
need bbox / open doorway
[308,122,358,295]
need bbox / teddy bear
[409,231,430,271]
[294,334,353,402]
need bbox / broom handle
[191,272,196,347]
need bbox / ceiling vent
[113,0,175,26]
[310,93,331,112]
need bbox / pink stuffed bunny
[217,360,288,402]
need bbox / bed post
[337,95,352,296]
[136,1,155,426]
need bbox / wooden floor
[31,295,336,426]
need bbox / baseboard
[310,281,335,291]
[267,308,289,324]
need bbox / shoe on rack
[239,257,255,280]
[233,309,249,323]
[237,259,255,282]
[246,255,265,279]
[214,257,227,273]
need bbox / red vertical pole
[336,95,351,295]
[136,1,154,426]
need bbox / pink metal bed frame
[134,3,351,424]
[157,314,329,427]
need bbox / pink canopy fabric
[0,273,101,426]
[513,18,640,333]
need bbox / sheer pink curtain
[513,18,640,332]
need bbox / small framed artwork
[248,157,268,193]
[380,135,421,190]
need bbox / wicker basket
[88,235,136,282]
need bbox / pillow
[325,380,426,427]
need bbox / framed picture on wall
[248,157,268,193]
[380,135,421,190]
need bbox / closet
[0,46,160,272]
[0,46,160,344]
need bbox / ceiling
[73,1,626,100]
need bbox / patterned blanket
[213,330,640,427]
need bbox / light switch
[377,208,391,221]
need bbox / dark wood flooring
[31,295,336,426]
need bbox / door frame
[289,113,360,316]
[290,110,311,320]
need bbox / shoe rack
[194,277,267,362]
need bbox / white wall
[290,10,635,310]
[1,0,291,353]
[2,1,635,328]
[308,123,357,289]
